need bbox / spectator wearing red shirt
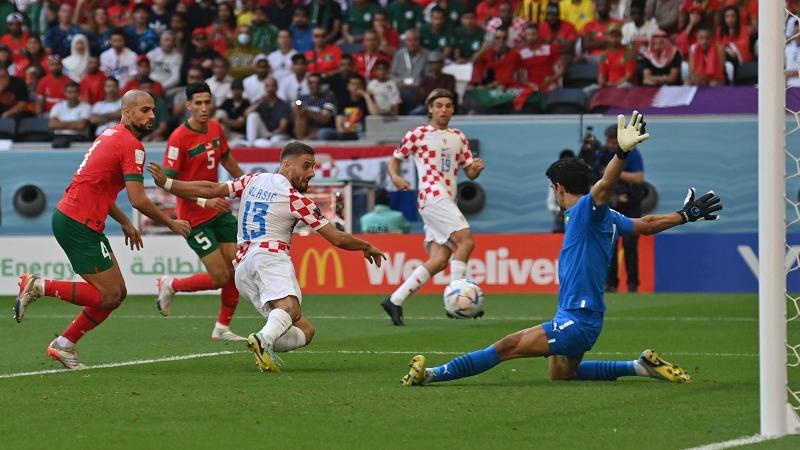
[372,10,400,55]
[581,0,622,61]
[79,56,107,104]
[36,55,71,114]
[598,25,636,87]
[305,26,343,75]
[539,2,579,61]
[679,0,721,31]
[689,26,725,86]
[676,5,708,57]
[516,25,564,93]
[717,5,751,64]
[475,0,502,26]
[108,0,135,28]
[1,13,29,68]
[354,30,392,80]
[16,36,49,78]
[470,28,521,88]
[121,55,166,98]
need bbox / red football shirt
[79,71,107,104]
[57,123,145,233]
[353,51,392,79]
[163,119,230,227]
[517,43,559,89]
[599,47,636,85]
[306,44,343,75]
[36,74,70,111]
[0,33,29,66]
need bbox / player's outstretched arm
[109,203,143,250]
[316,223,387,267]
[147,162,230,199]
[633,188,723,235]
[126,181,191,237]
[591,111,650,206]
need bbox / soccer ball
[443,279,484,319]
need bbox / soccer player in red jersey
[14,90,191,369]
[154,82,249,342]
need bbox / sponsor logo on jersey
[134,149,145,165]
[298,248,344,288]
[167,146,179,160]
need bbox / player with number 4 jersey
[147,141,387,372]
[155,82,248,342]
[14,90,191,370]
[381,88,486,326]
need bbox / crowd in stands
[0,0,785,144]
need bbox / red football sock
[172,273,215,292]
[217,279,239,326]
[44,280,103,308]
[62,307,115,344]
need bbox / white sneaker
[47,339,87,370]
[155,276,175,317]
[212,327,247,342]
[14,273,42,323]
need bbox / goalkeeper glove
[616,110,651,159]
[677,187,723,223]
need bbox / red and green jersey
[163,119,230,227]
[56,123,145,233]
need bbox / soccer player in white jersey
[381,88,486,326]
[147,142,386,372]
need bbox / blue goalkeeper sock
[575,360,636,381]
[430,346,501,382]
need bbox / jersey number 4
[241,201,270,240]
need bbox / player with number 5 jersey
[14,90,191,370]
[155,82,249,342]
[147,141,387,373]
[381,88,486,326]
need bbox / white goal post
[759,0,800,437]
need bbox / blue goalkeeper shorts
[540,308,604,359]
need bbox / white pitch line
[0,348,758,380]
[0,350,243,379]
[21,314,758,322]
[682,434,781,450]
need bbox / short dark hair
[291,53,308,64]
[348,74,365,85]
[111,27,126,38]
[106,76,119,86]
[307,72,323,82]
[186,82,211,101]
[133,3,150,14]
[231,77,244,90]
[374,59,390,69]
[604,124,617,139]
[375,188,390,205]
[280,141,315,160]
[293,6,308,16]
[65,80,79,90]
[559,149,575,159]
[341,54,354,61]
[430,6,445,16]
[545,157,593,195]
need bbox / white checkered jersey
[393,125,474,209]
[226,173,329,248]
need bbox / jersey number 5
[206,151,216,169]
[241,201,270,240]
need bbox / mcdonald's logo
[298,248,344,288]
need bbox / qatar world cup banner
[291,234,654,294]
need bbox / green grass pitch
[2,292,800,449]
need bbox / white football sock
[273,326,307,352]
[633,360,649,376]
[450,260,467,281]
[213,321,228,332]
[35,278,44,292]
[390,266,431,306]
[257,308,293,345]
[55,336,75,348]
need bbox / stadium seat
[734,62,758,85]
[564,63,599,88]
[545,88,587,114]
[16,117,52,142]
[0,118,15,139]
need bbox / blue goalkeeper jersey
[558,193,634,313]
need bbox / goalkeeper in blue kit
[402,111,723,386]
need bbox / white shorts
[234,249,302,318]
[420,198,469,248]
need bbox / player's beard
[131,120,154,134]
